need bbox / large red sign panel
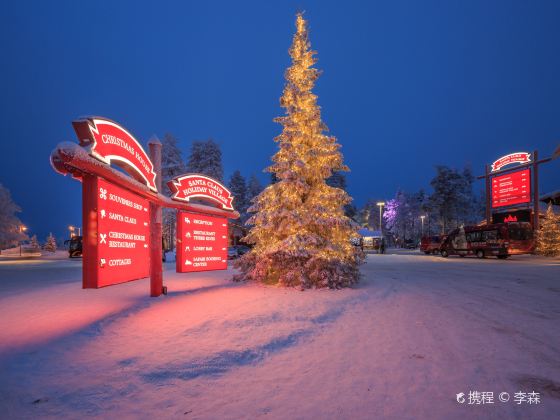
[176,212,228,273]
[84,177,150,288]
[491,169,531,208]
[73,117,158,191]
[168,175,234,210]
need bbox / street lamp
[19,225,27,256]
[69,225,81,238]
[420,215,426,237]
[376,202,385,237]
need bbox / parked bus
[439,222,534,259]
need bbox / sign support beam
[485,164,491,226]
[149,139,163,297]
[533,149,539,231]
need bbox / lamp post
[69,225,81,238]
[376,202,385,237]
[420,215,426,237]
[19,225,27,256]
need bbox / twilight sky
[1,0,559,240]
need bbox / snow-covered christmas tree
[44,233,57,253]
[235,13,362,289]
[536,204,560,257]
[30,234,40,250]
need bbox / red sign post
[176,212,228,273]
[491,169,531,208]
[52,116,239,296]
[83,177,151,288]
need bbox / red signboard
[176,212,228,273]
[83,177,150,288]
[491,152,531,172]
[73,117,158,192]
[491,169,531,208]
[168,175,234,210]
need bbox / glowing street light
[420,215,426,237]
[19,225,27,256]
[376,202,385,238]
[69,225,81,238]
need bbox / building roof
[540,190,560,205]
[358,228,381,238]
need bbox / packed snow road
[0,251,559,419]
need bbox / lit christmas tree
[30,234,40,250]
[536,204,560,257]
[235,13,363,289]
[44,233,57,253]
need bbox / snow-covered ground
[0,250,559,419]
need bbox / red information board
[83,177,150,288]
[491,169,531,208]
[176,212,228,273]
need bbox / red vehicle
[420,235,446,254]
[439,222,534,259]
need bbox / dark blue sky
[1,0,559,240]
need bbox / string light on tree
[235,13,363,289]
[536,204,560,257]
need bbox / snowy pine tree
[44,233,57,253]
[228,170,249,221]
[30,234,40,250]
[536,205,560,257]
[160,133,186,251]
[326,171,347,190]
[0,183,27,250]
[327,171,357,219]
[186,139,223,182]
[161,133,186,193]
[235,13,363,289]
[247,174,264,201]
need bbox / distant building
[358,228,382,249]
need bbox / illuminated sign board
[491,169,531,208]
[83,177,150,288]
[176,212,228,273]
[491,152,531,172]
[168,174,234,210]
[73,117,158,191]
[492,210,531,224]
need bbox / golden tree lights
[536,205,560,257]
[235,13,363,288]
